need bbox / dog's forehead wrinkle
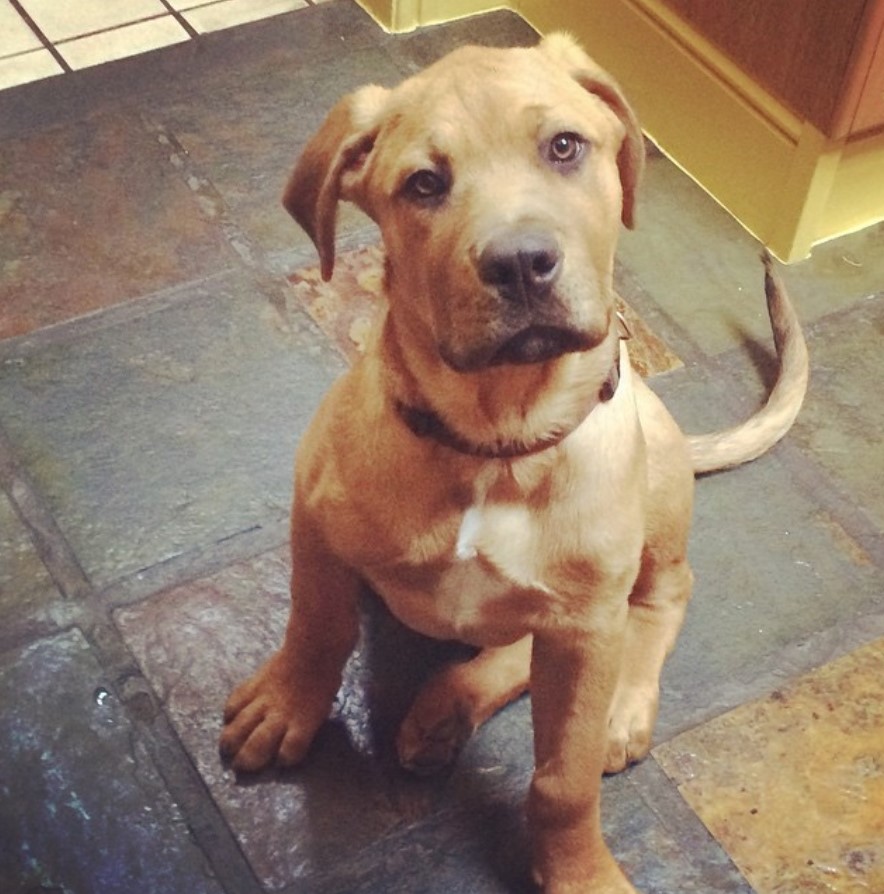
[397,51,556,123]
[378,90,609,190]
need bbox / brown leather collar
[395,339,625,460]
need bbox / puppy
[220,33,808,893]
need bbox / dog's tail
[688,252,809,475]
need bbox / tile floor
[0,0,330,89]
[1,2,883,893]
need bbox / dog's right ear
[283,85,389,280]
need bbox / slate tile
[605,771,752,894]
[655,639,884,894]
[0,628,225,894]
[384,9,537,74]
[145,44,400,268]
[0,110,236,339]
[0,490,58,618]
[625,759,754,894]
[287,244,387,361]
[0,269,344,588]
[791,296,884,530]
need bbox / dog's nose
[477,231,562,303]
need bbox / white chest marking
[456,505,482,561]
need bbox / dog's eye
[403,169,448,202]
[547,133,585,166]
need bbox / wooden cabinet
[660,0,881,138]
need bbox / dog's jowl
[220,33,808,894]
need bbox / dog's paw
[396,701,475,775]
[604,684,659,774]
[533,849,638,894]
[537,875,638,894]
[219,655,323,773]
[540,875,638,894]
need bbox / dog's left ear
[283,84,389,280]
[538,33,645,229]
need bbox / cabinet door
[850,10,884,134]
[660,0,870,136]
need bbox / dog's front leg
[220,511,360,773]
[529,610,636,894]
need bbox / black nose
[477,230,562,303]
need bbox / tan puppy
[220,34,808,893]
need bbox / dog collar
[395,321,628,460]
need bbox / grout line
[157,0,200,40]
[0,422,93,601]
[626,758,756,893]
[51,12,186,47]
[0,46,44,63]
[0,268,235,359]
[6,0,71,72]
[772,436,884,568]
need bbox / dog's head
[284,34,644,374]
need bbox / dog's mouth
[488,325,595,367]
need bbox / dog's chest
[372,497,554,645]
[454,505,483,561]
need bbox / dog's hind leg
[604,554,693,773]
[396,636,532,773]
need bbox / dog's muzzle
[477,229,562,306]
[438,228,609,372]
[489,324,597,366]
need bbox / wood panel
[847,3,884,134]
[659,0,870,136]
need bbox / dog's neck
[394,358,620,459]
[392,317,629,460]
